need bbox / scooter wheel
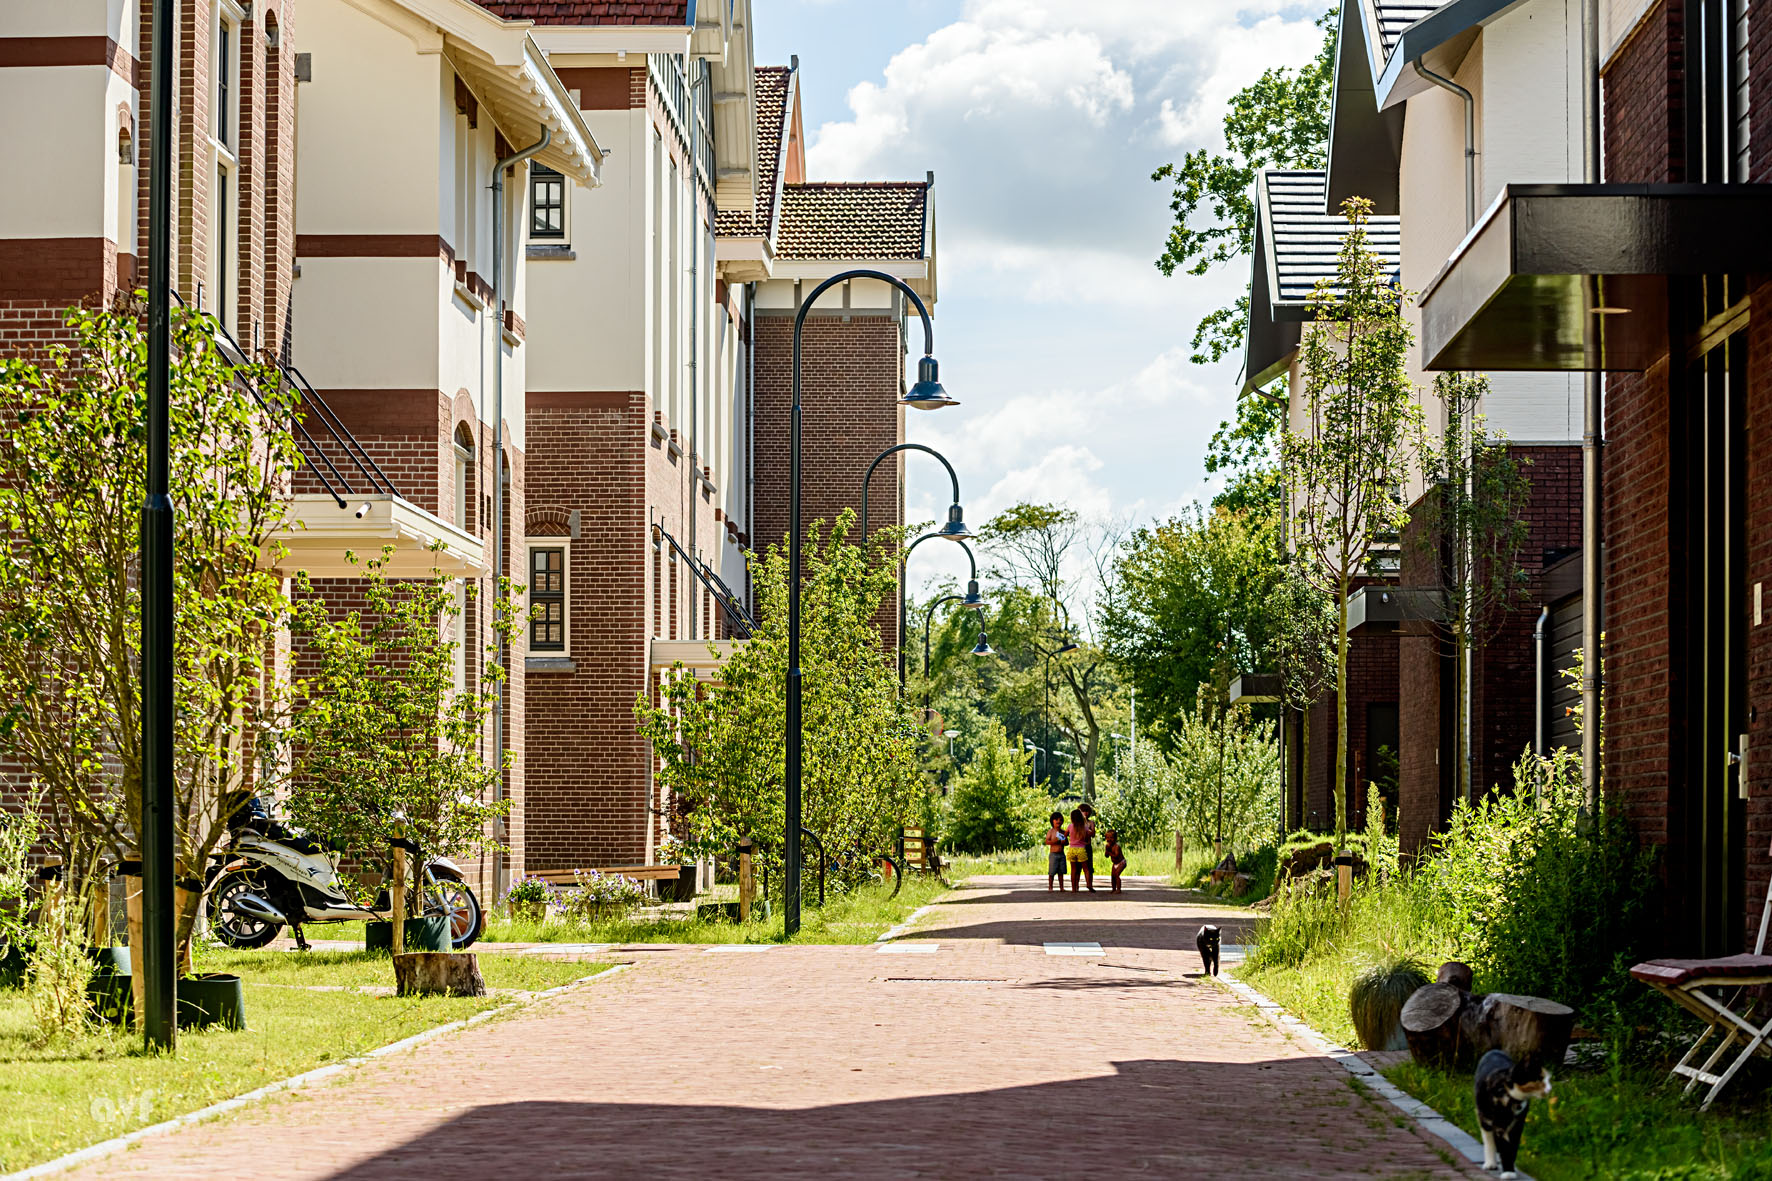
[208,869,283,949]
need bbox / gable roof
[715,65,793,241]
[1243,169,1401,392]
[471,1,690,24]
[1372,2,1445,55]
[775,182,929,261]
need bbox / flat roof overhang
[1345,585,1441,634]
[1419,184,1772,372]
[1229,674,1282,705]
[273,494,485,579]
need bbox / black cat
[1196,924,1220,976]
[1474,1048,1551,1178]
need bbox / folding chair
[1631,863,1772,1110]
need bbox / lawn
[0,949,607,1172]
[480,873,949,946]
[946,840,1269,900]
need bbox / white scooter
[205,803,482,950]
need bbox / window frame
[208,0,244,320]
[527,541,570,655]
[529,163,567,242]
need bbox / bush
[944,721,1047,855]
[1093,750,1175,848]
[1169,691,1280,851]
[560,871,649,922]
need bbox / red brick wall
[752,312,905,645]
[1747,276,1772,939]
[1301,631,1399,834]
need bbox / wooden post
[389,845,407,956]
[173,883,196,975]
[123,873,145,1028]
[1335,848,1352,909]
[1173,831,1184,874]
[737,838,754,922]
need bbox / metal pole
[1580,0,1603,809]
[787,268,940,939]
[141,0,177,1051]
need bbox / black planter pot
[87,946,134,1025]
[178,972,247,1030]
[662,864,697,903]
[365,915,452,953]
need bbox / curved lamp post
[921,592,995,711]
[860,442,971,544]
[788,268,954,937]
[899,535,985,689]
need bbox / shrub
[560,871,649,923]
[505,876,551,906]
[1349,956,1430,1051]
[1169,690,1280,852]
[1094,749,1176,848]
[944,720,1046,855]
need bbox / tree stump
[1436,961,1474,991]
[1400,983,1469,1069]
[1460,992,1575,1068]
[393,952,485,997]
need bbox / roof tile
[715,66,793,240]
[775,182,929,261]
[472,1,689,26]
[1262,170,1399,305]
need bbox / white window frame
[526,540,570,656]
[207,0,244,321]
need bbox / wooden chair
[1631,862,1772,1110]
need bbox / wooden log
[392,952,486,997]
[1436,961,1474,991]
[1460,992,1576,1068]
[1400,982,1469,1069]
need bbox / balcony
[274,495,484,580]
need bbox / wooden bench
[528,866,684,887]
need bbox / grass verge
[0,951,606,1172]
[946,841,1271,902]
[480,873,949,946]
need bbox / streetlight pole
[900,534,984,690]
[922,592,993,712]
[860,442,969,544]
[788,269,954,938]
[141,0,177,1052]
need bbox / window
[217,21,232,147]
[529,546,567,652]
[208,2,242,321]
[530,164,565,240]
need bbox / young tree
[0,302,298,964]
[1415,372,1532,802]
[1152,9,1335,364]
[637,511,922,888]
[1283,198,1421,842]
[1169,691,1282,852]
[281,551,518,892]
[943,719,1045,855]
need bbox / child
[1104,828,1127,893]
[1044,811,1066,892]
[1066,808,1089,893]
[1079,802,1099,892]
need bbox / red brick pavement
[65,877,1475,1179]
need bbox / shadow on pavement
[898,915,1256,952]
[322,1056,1447,1180]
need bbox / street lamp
[1023,738,1044,789]
[922,593,994,709]
[860,442,971,544]
[898,534,984,689]
[788,269,954,938]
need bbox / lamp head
[902,355,958,410]
[970,630,995,658]
[1056,637,1081,655]
[937,503,973,541]
[961,579,986,610]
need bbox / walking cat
[1474,1048,1551,1178]
[1196,924,1220,976]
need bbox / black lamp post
[788,269,954,938]
[921,593,994,711]
[141,0,177,1051]
[898,534,984,689]
[859,442,971,544]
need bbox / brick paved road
[68,877,1474,1179]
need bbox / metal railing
[654,521,757,638]
[647,54,716,190]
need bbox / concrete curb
[874,903,936,943]
[4,963,629,1180]
[1217,973,1528,1180]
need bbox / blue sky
[756,0,1328,596]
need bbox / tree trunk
[1436,960,1474,990]
[392,952,485,997]
[1459,992,1575,1068]
[1400,982,1468,1069]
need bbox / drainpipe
[489,124,551,900]
[1534,605,1551,761]
[1579,0,1603,809]
[687,56,705,640]
[1413,61,1476,230]
[1252,384,1290,827]
[745,281,756,613]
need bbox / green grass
[1384,1058,1772,1181]
[946,840,1270,903]
[0,951,610,1172]
[481,874,949,946]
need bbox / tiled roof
[1263,170,1399,305]
[715,65,792,240]
[1372,2,1447,56]
[775,182,929,261]
[472,1,689,25]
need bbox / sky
[754,0,1328,597]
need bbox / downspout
[687,56,704,640]
[1580,0,1603,809]
[745,281,757,613]
[1413,60,1476,230]
[490,124,551,900]
[1253,384,1290,829]
[1534,605,1551,763]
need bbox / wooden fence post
[1173,831,1184,874]
[737,838,754,922]
[390,845,406,956]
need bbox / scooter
[204,804,482,951]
